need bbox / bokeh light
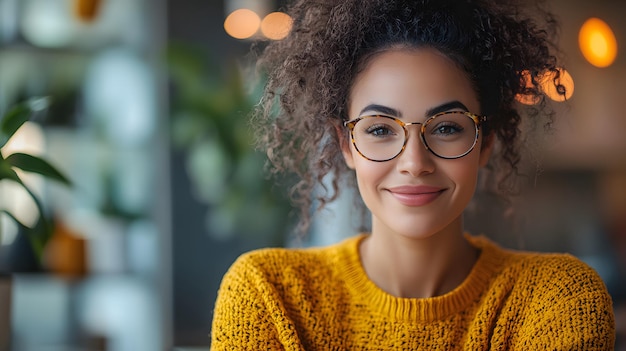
[224,8,260,40]
[260,12,292,40]
[21,0,76,48]
[515,70,542,105]
[542,68,574,102]
[74,0,102,22]
[515,68,574,105]
[579,17,618,68]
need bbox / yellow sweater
[211,234,615,350]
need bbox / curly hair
[252,0,563,234]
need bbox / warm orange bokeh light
[224,9,261,40]
[543,68,574,102]
[579,17,618,68]
[74,0,102,22]
[515,70,542,105]
[261,12,293,40]
[515,68,574,105]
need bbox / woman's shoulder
[475,236,610,299]
[509,248,602,284]
[224,235,363,284]
[485,241,615,346]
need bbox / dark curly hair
[252,0,563,234]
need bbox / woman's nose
[395,129,436,177]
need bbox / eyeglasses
[343,111,487,162]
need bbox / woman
[211,0,615,349]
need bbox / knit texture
[211,234,615,350]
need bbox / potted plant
[0,97,71,258]
[0,97,71,348]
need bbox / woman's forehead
[348,48,480,118]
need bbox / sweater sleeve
[210,252,304,351]
[515,256,616,350]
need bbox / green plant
[168,44,293,245]
[0,97,71,259]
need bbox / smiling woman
[340,49,491,247]
[210,0,616,349]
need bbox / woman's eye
[366,125,395,136]
[432,123,463,135]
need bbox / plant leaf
[0,160,22,182]
[0,156,53,263]
[0,209,50,261]
[0,103,30,148]
[0,209,29,249]
[0,97,51,149]
[24,215,52,260]
[0,167,48,221]
[11,177,51,256]
[6,153,71,186]
[1,209,28,229]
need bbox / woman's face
[341,48,493,240]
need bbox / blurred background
[0,0,624,350]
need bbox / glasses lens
[351,116,405,161]
[423,112,478,158]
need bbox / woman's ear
[336,125,356,169]
[479,132,495,167]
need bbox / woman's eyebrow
[359,104,401,117]
[425,101,469,116]
[358,101,469,118]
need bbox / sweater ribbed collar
[337,233,509,322]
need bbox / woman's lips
[387,185,445,207]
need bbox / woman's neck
[360,217,479,298]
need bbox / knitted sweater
[211,234,615,350]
